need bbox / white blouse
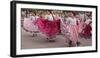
[85,18,92,25]
[65,17,77,25]
[45,14,53,21]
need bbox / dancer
[36,11,58,42]
[64,12,79,46]
[82,17,92,38]
[22,12,39,36]
[60,12,67,35]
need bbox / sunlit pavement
[21,29,92,49]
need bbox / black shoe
[68,40,72,47]
[47,38,55,42]
[49,40,55,42]
[77,42,80,46]
[32,34,37,37]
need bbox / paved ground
[21,29,92,49]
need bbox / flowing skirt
[82,24,92,37]
[55,19,61,33]
[60,23,68,35]
[77,22,84,33]
[67,25,79,44]
[36,18,58,38]
[23,18,38,32]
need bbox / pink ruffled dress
[23,16,38,33]
[65,17,79,44]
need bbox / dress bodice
[66,17,77,25]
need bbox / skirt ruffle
[36,18,59,38]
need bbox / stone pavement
[21,29,92,49]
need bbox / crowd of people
[21,9,92,47]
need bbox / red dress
[82,24,92,37]
[55,19,61,33]
[36,17,58,38]
[52,15,61,34]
